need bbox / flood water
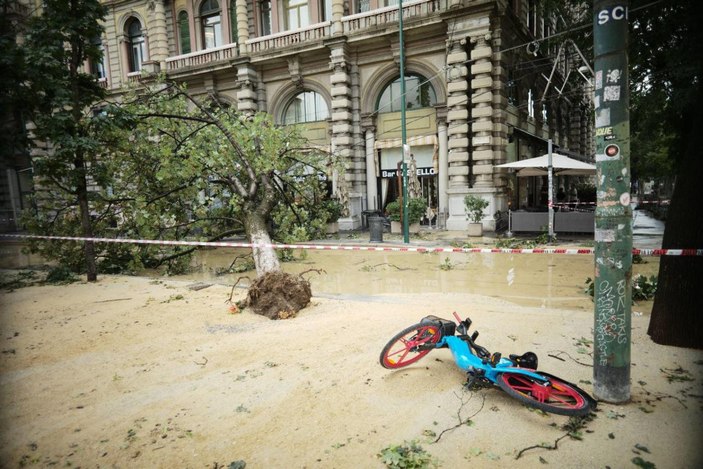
[0,209,663,309]
[181,247,659,310]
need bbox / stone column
[437,114,448,216]
[446,39,470,189]
[236,0,249,53]
[469,34,494,188]
[236,61,258,116]
[350,62,365,197]
[329,41,359,229]
[148,0,168,69]
[444,38,470,230]
[331,0,345,35]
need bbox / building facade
[4,0,593,233]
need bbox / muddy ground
[1,273,702,468]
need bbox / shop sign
[381,167,436,178]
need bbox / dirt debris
[244,271,311,319]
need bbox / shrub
[464,195,489,223]
[385,197,427,224]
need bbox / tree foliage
[101,82,340,275]
[21,0,108,281]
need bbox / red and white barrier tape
[1,233,701,256]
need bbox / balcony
[162,1,443,72]
[165,43,239,73]
[247,21,331,54]
[343,0,443,34]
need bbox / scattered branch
[515,433,572,459]
[434,389,486,443]
[298,268,326,280]
[228,276,251,303]
[371,263,415,271]
[515,414,594,460]
[547,350,593,367]
[194,356,208,366]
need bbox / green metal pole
[593,0,631,403]
[399,0,409,243]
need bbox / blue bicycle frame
[438,335,550,384]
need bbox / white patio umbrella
[494,143,596,238]
[494,153,596,176]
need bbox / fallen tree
[104,82,343,317]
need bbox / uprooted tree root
[241,270,313,320]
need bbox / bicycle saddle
[509,351,538,369]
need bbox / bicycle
[379,313,596,416]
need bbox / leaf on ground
[632,456,656,469]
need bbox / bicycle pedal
[489,352,502,367]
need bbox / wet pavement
[0,209,664,309]
[632,208,666,249]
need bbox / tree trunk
[244,210,280,276]
[75,154,98,282]
[647,102,703,349]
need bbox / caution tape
[1,233,701,257]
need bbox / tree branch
[154,229,243,266]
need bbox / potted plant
[464,194,489,236]
[322,199,344,234]
[385,197,427,234]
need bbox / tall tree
[628,0,703,348]
[22,0,107,281]
[0,0,30,165]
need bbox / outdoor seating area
[509,209,595,233]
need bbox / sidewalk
[324,208,663,249]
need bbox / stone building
[5,0,594,233]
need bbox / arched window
[200,0,222,49]
[376,74,437,113]
[126,18,145,72]
[283,91,329,124]
[178,11,191,54]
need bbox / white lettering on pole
[597,5,628,25]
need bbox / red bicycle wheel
[379,323,441,369]
[496,372,593,416]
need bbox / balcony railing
[247,21,331,54]
[343,0,443,34]
[162,2,442,70]
[165,43,239,72]
[126,71,142,84]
